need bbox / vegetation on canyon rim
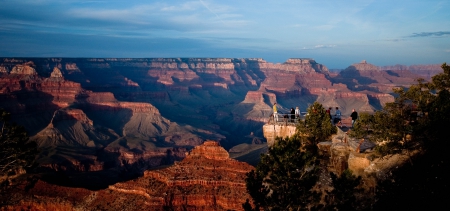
[0,109,38,178]
[244,102,364,210]
[0,109,38,206]
[244,63,450,210]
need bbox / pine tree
[0,109,37,178]
[244,102,338,210]
[325,170,363,210]
[364,63,450,210]
[244,135,321,211]
[296,102,337,148]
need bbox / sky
[0,0,449,69]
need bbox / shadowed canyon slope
[0,58,443,174]
[3,141,254,211]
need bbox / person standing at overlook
[351,109,358,128]
[273,103,278,123]
[290,107,295,122]
[326,107,332,120]
[334,107,342,127]
[295,106,300,121]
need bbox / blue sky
[0,0,449,68]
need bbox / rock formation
[9,62,38,75]
[0,57,443,172]
[0,66,8,74]
[3,141,254,211]
[380,64,443,80]
[50,67,63,78]
[0,61,223,175]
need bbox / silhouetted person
[290,107,295,122]
[334,107,342,127]
[326,107,332,120]
[351,109,358,128]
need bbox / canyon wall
[0,58,443,175]
[3,141,254,211]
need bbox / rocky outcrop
[263,124,296,146]
[9,62,38,75]
[347,60,380,72]
[3,141,254,211]
[0,66,8,73]
[187,140,230,160]
[110,140,253,210]
[50,67,63,78]
[65,62,81,72]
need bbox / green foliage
[373,63,450,209]
[0,109,37,177]
[349,90,418,156]
[431,62,450,90]
[244,135,321,211]
[326,170,363,210]
[348,113,372,139]
[350,63,450,156]
[297,102,337,147]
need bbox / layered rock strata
[0,58,442,167]
[3,141,254,211]
[0,62,219,174]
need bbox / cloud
[381,38,406,42]
[409,31,450,38]
[301,45,337,50]
[161,1,200,11]
[0,0,250,41]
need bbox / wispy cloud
[382,38,406,42]
[409,31,450,38]
[199,0,226,25]
[301,45,337,50]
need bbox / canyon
[0,57,444,209]
[0,58,443,174]
[2,141,254,210]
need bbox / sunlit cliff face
[4,141,254,211]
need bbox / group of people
[326,107,359,128]
[272,103,300,122]
[273,103,358,128]
[290,106,301,122]
[326,107,342,126]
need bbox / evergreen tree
[297,102,337,148]
[0,108,38,206]
[325,170,364,210]
[366,63,450,210]
[244,135,321,211]
[0,109,37,177]
[244,102,338,210]
[347,112,372,139]
[349,89,419,156]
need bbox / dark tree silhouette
[0,108,37,177]
[243,135,321,211]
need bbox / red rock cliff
[3,141,254,211]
